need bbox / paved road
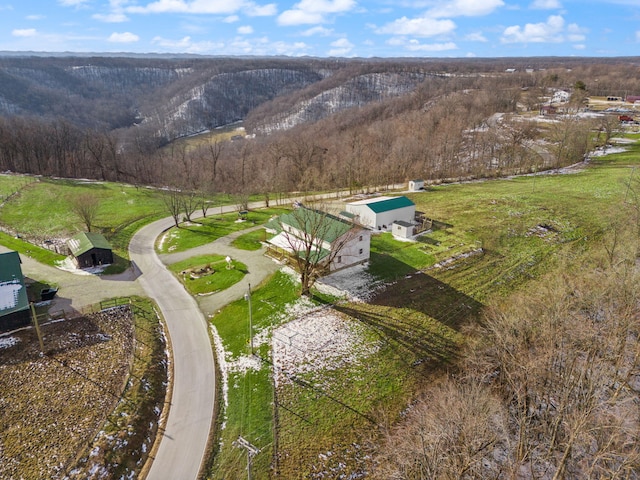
[129,217,216,480]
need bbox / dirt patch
[0,308,134,479]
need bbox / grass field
[0,298,167,480]
[207,136,640,478]
[156,208,288,254]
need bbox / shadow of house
[0,251,30,332]
[67,232,114,269]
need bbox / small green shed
[0,251,30,331]
[67,232,114,268]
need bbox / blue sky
[0,0,638,58]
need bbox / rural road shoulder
[129,217,216,480]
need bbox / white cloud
[278,0,356,26]
[94,12,129,22]
[12,28,37,37]
[26,15,45,20]
[465,32,487,42]
[573,44,585,50]
[246,3,277,15]
[150,34,309,55]
[224,15,240,23]
[636,31,640,42]
[407,41,457,52]
[427,0,504,18]
[327,37,353,56]
[376,15,456,37]
[237,25,253,34]
[108,31,140,43]
[128,0,276,16]
[300,26,333,36]
[567,23,587,42]
[530,0,561,9]
[501,15,570,43]
[389,37,457,52]
[278,9,324,25]
[58,0,89,6]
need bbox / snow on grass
[0,335,19,349]
[315,264,384,303]
[272,307,376,387]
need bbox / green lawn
[209,137,640,478]
[157,208,288,254]
[168,255,247,295]
[209,271,300,479]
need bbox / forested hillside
[0,55,639,192]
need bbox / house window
[359,248,363,255]
[359,235,363,242]
[337,256,342,263]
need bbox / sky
[0,0,639,58]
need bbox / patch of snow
[0,280,22,310]
[210,324,229,410]
[272,309,376,386]
[315,264,384,303]
[0,336,19,349]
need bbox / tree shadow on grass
[370,255,482,329]
[336,256,483,366]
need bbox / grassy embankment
[207,136,640,478]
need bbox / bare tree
[161,189,183,228]
[69,192,100,232]
[275,205,362,296]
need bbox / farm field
[0,298,167,480]
[207,137,640,478]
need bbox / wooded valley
[2,54,640,479]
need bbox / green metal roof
[0,251,29,315]
[277,207,354,244]
[366,196,415,214]
[67,232,112,257]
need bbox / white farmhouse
[266,207,370,273]
[346,196,416,231]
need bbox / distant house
[266,207,370,273]
[408,179,425,191]
[67,232,114,268]
[0,251,30,331]
[626,96,640,104]
[345,196,416,231]
[551,90,570,103]
[540,105,557,116]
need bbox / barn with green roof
[345,196,416,231]
[0,250,30,331]
[67,232,114,268]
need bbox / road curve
[129,217,216,480]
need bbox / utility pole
[244,283,253,354]
[30,302,44,352]
[234,435,259,480]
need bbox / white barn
[346,196,416,231]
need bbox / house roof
[0,251,29,315]
[67,232,112,257]
[275,207,355,244]
[362,196,415,214]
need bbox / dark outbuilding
[0,250,30,331]
[67,232,114,268]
